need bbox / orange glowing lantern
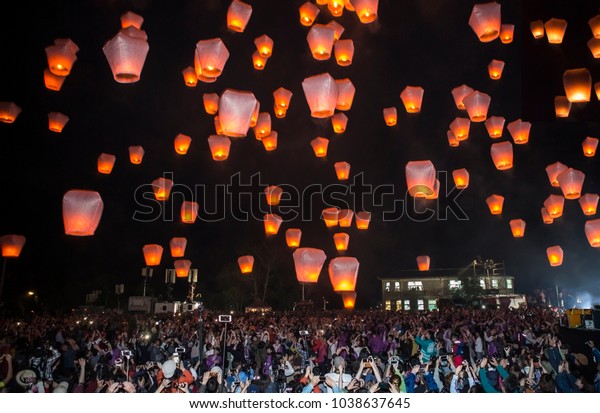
[452,168,469,189]
[170,237,187,258]
[328,0,345,17]
[530,20,544,39]
[302,73,339,118]
[546,246,563,266]
[103,27,149,83]
[484,116,505,138]
[0,102,21,124]
[203,93,219,115]
[500,24,514,43]
[264,213,283,235]
[273,87,293,112]
[174,259,191,277]
[541,207,554,224]
[344,0,355,11]
[97,153,116,175]
[554,96,571,118]
[45,38,79,76]
[326,20,345,41]
[579,193,599,216]
[451,84,474,110]
[353,0,378,23]
[262,131,278,151]
[416,255,430,271]
[338,209,354,227]
[299,2,320,26]
[254,34,273,58]
[0,235,26,258]
[333,233,350,254]
[335,78,355,111]
[252,51,267,70]
[544,18,567,44]
[316,0,328,5]
[331,113,348,133]
[334,39,354,66]
[128,146,144,164]
[254,112,271,140]
[194,38,230,81]
[490,141,513,170]
[227,0,252,33]
[293,248,327,283]
[152,177,174,201]
[486,194,504,215]
[468,2,501,42]
[174,133,192,155]
[181,201,199,223]
[249,101,260,128]
[43,69,66,91]
[355,211,371,229]
[585,219,600,247]
[590,15,600,38]
[329,256,359,293]
[383,107,397,126]
[507,119,531,145]
[334,162,351,181]
[462,90,490,122]
[142,244,163,266]
[400,86,424,113]
[406,160,436,197]
[273,104,286,119]
[426,179,440,200]
[556,168,585,200]
[218,89,258,137]
[238,255,254,274]
[322,207,340,228]
[509,219,526,238]
[488,59,505,80]
[341,291,357,309]
[449,117,470,141]
[207,135,231,161]
[546,162,568,187]
[447,131,460,147]
[582,136,598,157]
[588,38,600,58]
[310,137,329,158]
[62,190,104,236]
[182,66,198,87]
[544,194,565,218]
[120,11,144,29]
[48,112,69,132]
[563,68,592,102]
[307,24,336,60]
[265,185,283,206]
[286,228,302,248]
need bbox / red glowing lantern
[43,69,66,91]
[334,162,351,181]
[582,137,598,157]
[293,248,327,284]
[544,194,565,218]
[490,141,513,170]
[45,38,79,76]
[97,153,116,175]
[400,86,424,113]
[585,219,600,247]
[334,39,354,66]
[170,237,187,258]
[554,96,571,118]
[546,162,568,187]
[416,255,430,271]
[563,68,592,103]
[322,207,340,228]
[143,244,163,266]
[0,235,26,258]
[0,102,22,124]
[509,219,526,238]
[546,246,563,266]
[341,291,357,309]
[331,113,348,133]
[452,168,469,189]
[194,38,230,81]
[556,168,585,200]
[544,18,567,44]
[129,146,144,165]
[335,78,355,111]
[507,119,531,145]
[328,0,345,17]
[355,211,371,230]
[227,0,252,33]
[218,89,258,138]
[485,116,505,138]
[333,233,350,254]
[451,84,474,110]
[238,255,254,274]
[264,213,283,235]
[329,256,359,293]
[152,177,174,201]
[286,228,302,248]
[264,185,283,206]
[383,107,397,126]
[579,193,599,216]
[307,24,336,60]
[48,112,69,132]
[353,0,378,23]
[405,160,436,197]
[174,259,192,277]
[449,117,470,141]
[302,73,339,118]
[252,51,267,71]
[120,11,144,29]
[181,201,199,223]
[488,59,505,80]
[262,131,278,151]
[103,27,149,83]
[462,91,491,122]
[63,190,104,236]
[338,209,354,227]
[174,133,192,155]
[468,2,501,42]
[182,66,198,87]
[299,2,320,26]
[500,24,514,43]
[203,93,219,115]
[486,194,504,215]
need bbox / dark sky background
[1,0,600,310]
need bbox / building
[380,259,515,311]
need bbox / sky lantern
[322,207,340,227]
[585,219,600,247]
[128,146,144,164]
[341,291,357,309]
[546,162,568,187]
[579,193,599,216]
[556,168,585,200]
[447,131,460,147]
[227,0,252,32]
[426,179,440,200]
[488,59,505,80]
[264,213,283,235]
[43,69,66,91]
[306,24,336,60]
[329,256,359,292]
[353,0,379,23]
[45,38,79,76]
[310,137,329,158]
[97,153,116,174]
[530,20,544,39]
[451,84,474,110]
[120,10,143,29]
[325,20,345,40]
[264,185,283,206]
[405,160,436,197]
[485,116,505,138]
[62,190,104,236]
[181,66,197,87]
[334,39,354,66]
[582,136,598,157]
[462,90,490,122]
[237,255,254,274]
[554,96,571,118]
[507,119,531,144]
[273,104,286,118]
[544,194,565,218]
[541,207,554,224]
[490,141,513,170]
[293,248,327,284]
[218,89,258,137]
[500,24,514,43]
[338,209,354,227]
[416,255,430,271]
[449,117,470,141]
[590,15,600,38]
[48,112,69,132]
[181,201,199,223]
[468,2,501,42]
[546,246,563,266]
[174,133,192,155]
[331,113,348,133]
[252,51,267,70]
[253,112,271,140]
[302,73,338,118]
[328,0,344,17]
[544,18,567,44]
[333,233,350,254]
[0,235,26,258]
[203,93,219,115]
[563,68,592,102]
[355,211,371,229]
[194,38,230,81]
[486,194,504,215]
[0,102,21,124]
[103,27,149,83]
[207,135,231,161]
[588,38,600,58]
[452,168,469,189]
[596,82,600,100]
[509,219,526,238]
[335,78,355,111]
[170,237,187,258]
[142,244,163,266]
[334,161,351,180]
[299,2,320,26]
[286,228,302,248]
[400,86,424,113]
[174,259,192,277]
[152,177,174,201]
[273,87,293,114]
[254,34,273,58]
[316,0,328,5]
[262,131,278,151]
[383,107,397,126]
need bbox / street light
[141,267,153,297]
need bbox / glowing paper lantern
[103,27,149,83]
[182,66,198,87]
[227,0,252,33]
[128,146,144,164]
[400,86,424,113]
[203,93,219,115]
[579,193,599,216]
[554,96,571,118]
[500,24,514,43]
[43,69,66,91]
[416,255,430,271]
[254,34,273,58]
[344,0,355,11]
[426,179,440,200]
[264,213,283,235]
[48,112,69,132]
[490,141,513,170]
[218,89,258,137]
[544,18,567,44]
[334,39,354,66]
[582,137,598,157]
[383,107,397,126]
[556,168,585,200]
[509,219,526,238]
[546,162,568,187]
[97,153,116,175]
[273,104,286,119]
[338,209,354,227]
[449,117,470,141]
[462,91,490,122]
[181,201,199,223]
[333,233,350,254]
[63,190,104,236]
[251,51,267,71]
[596,82,600,100]
[405,160,436,197]
[143,244,163,266]
[262,131,278,151]
[451,84,474,110]
[0,235,26,258]
[45,38,79,76]
[121,11,144,29]
[447,131,460,147]
[563,68,592,103]
[334,161,351,181]
[326,20,345,41]
[468,2,501,42]
[253,112,271,140]
[293,248,327,283]
[170,237,187,258]
[353,0,379,23]
[331,113,348,133]
[590,15,600,38]
[273,87,293,112]
[488,59,505,80]
[452,168,469,189]
[486,194,504,215]
[541,208,554,224]
[174,134,192,155]
[329,256,359,293]
[207,135,231,161]
[174,259,192,277]
[355,211,371,229]
[302,73,339,118]
[507,119,531,145]
[322,207,340,227]
[264,185,283,206]
[194,38,230,80]
[306,24,336,60]
[530,20,544,39]
[286,228,302,248]
[485,116,505,138]
[316,0,328,5]
[546,246,563,266]
[0,102,21,124]
[585,219,600,247]
[544,194,565,218]
[299,2,320,26]
[250,101,259,128]
[238,255,254,274]
[341,291,356,309]
[328,0,345,17]
[588,38,600,58]
[335,78,355,111]
[152,177,174,201]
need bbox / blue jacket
[555,372,579,393]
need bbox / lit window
[428,300,437,311]
[396,300,402,311]
[408,281,423,291]
[404,300,410,310]
[417,299,424,310]
[506,279,513,289]
[394,282,400,292]
[491,279,499,288]
[385,282,391,292]
[480,279,485,289]
[385,300,391,311]
[449,280,462,290]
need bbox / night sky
[1,0,599,310]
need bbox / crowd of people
[0,306,599,394]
